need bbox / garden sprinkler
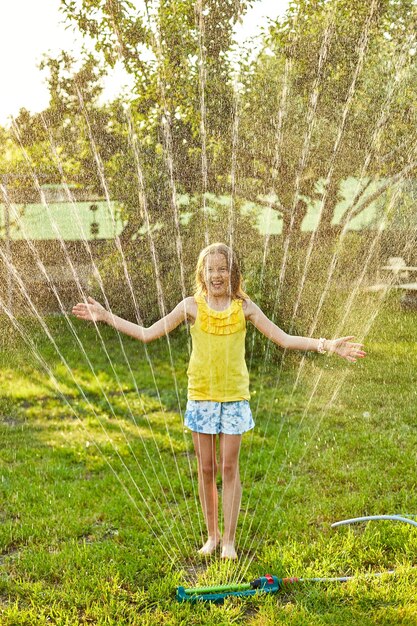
[176,571,397,603]
[176,574,293,603]
[177,514,417,603]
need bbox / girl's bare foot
[198,535,221,555]
[221,542,237,559]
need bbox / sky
[0,0,290,125]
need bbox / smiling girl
[72,242,365,559]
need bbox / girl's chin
[208,287,229,296]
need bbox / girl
[72,242,365,559]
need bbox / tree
[7,51,125,198]
[59,0,255,236]
[239,0,417,237]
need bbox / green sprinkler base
[176,574,298,604]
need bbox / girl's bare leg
[219,433,242,559]
[192,432,220,554]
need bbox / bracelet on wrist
[317,337,327,354]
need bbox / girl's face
[204,253,231,297]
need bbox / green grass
[1,293,417,625]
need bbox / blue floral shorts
[184,400,254,435]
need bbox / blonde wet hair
[194,243,248,300]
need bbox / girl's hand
[72,297,108,323]
[328,336,366,363]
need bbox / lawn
[1,293,417,625]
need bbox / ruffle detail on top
[195,294,245,335]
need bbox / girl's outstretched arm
[72,296,192,343]
[245,299,366,363]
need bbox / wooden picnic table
[378,264,417,286]
[394,282,417,291]
[366,262,417,293]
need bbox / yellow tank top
[187,294,250,402]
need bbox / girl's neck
[205,293,232,310]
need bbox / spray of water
[251,29,417,453]
[72,92,203,548]
[22,117,202,552]
[104,1,234,551]
[236,214,417,582]
[3,0,416,586]
[235,172,417,579]
[0,292,181,563]
[242,4,336,505]
[0,241,187,556]
[6,119,200,554]
[195,0,210,246]
[236,2,415,573]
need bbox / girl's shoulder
[184,296,198,323]
[241,297,257,320]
